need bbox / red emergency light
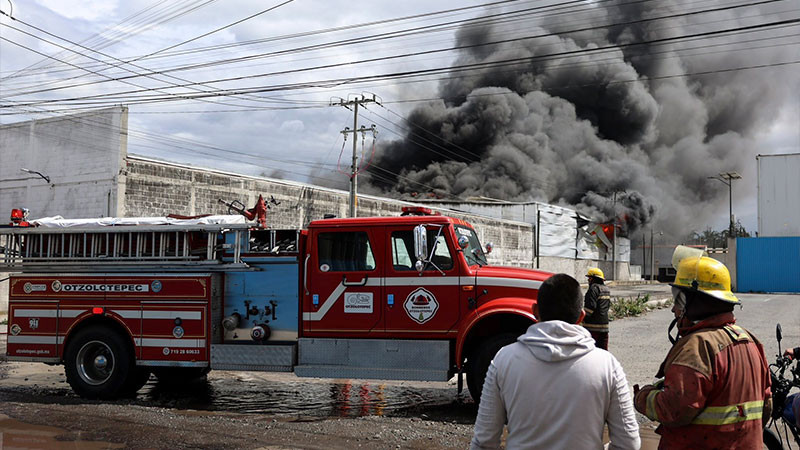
[92,307,105,315]
[9,208,30,227]
[400,206,440,216]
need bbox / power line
[5,27,796,117]
[0,0,592,96]
[0,11,306,110]
[6,15,796,110]
[3,0,220,80]
[0,0,532,80]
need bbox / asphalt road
[0,288,798,448]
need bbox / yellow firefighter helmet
[586,267,605,280]
[671,253,739,304]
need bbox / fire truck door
[383,226,460,335]
[302,228,383,335]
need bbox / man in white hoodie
[470,273,640,450]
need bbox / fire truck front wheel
[466,333,518,405]
[64,326,133,399]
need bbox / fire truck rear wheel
[466,333,519,405]
[64,326,133,399]
[152,367,211,384]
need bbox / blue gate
[737,237,800,293]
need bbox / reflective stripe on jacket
[634,314,772,449]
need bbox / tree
[687,220,750,248]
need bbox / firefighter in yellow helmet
[583,267,610,350]
[633,248,771,449]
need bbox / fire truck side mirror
[485,242,494,254]
[413,225,428,266]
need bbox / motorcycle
[763,324,800,450]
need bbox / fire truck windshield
[454,225,487,267]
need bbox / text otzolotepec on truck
[0,203,551,403]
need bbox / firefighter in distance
[583,267,611,350]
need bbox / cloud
[279,119,305,133]
[35,0,117,21]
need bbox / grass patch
[609,294,651,320]
[0,318,6,325]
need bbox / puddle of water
[0,414,123,449]
[138,374,466,419]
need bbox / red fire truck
[1,205,549,403]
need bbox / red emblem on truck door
[404,288,439,324]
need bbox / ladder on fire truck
[0,224,255,272]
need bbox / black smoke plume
[365,0,797,235]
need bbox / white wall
[0,108,128,316]
[0,107,128,220]
[758,153,800,237]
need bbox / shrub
[609,294,651,320]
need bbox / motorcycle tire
[763,427,783,450]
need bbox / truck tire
[466,333,518,405]
[64,325,133,399]
[121,367,151,396]
[152,367,210,384]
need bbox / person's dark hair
[683,289,735,320]
[537,273,583,323]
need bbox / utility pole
[650,228,662,282]
[708,172,742,238]
[642,233,646,281]
[612,191,617,281]
[650,228,655,282]
[331,94,380,218]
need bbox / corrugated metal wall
[737,237,800,293]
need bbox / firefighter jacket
[634,312,772,449]
[583,282,610,332]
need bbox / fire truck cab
[1,206,550,403]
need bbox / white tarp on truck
[33,215,247,228]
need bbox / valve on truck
[218,195,280,228]
[270,300,277,321]
[250,324,271,342]
[222,313,241,331]
[218,195,268,228]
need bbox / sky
[1,0,798,237]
